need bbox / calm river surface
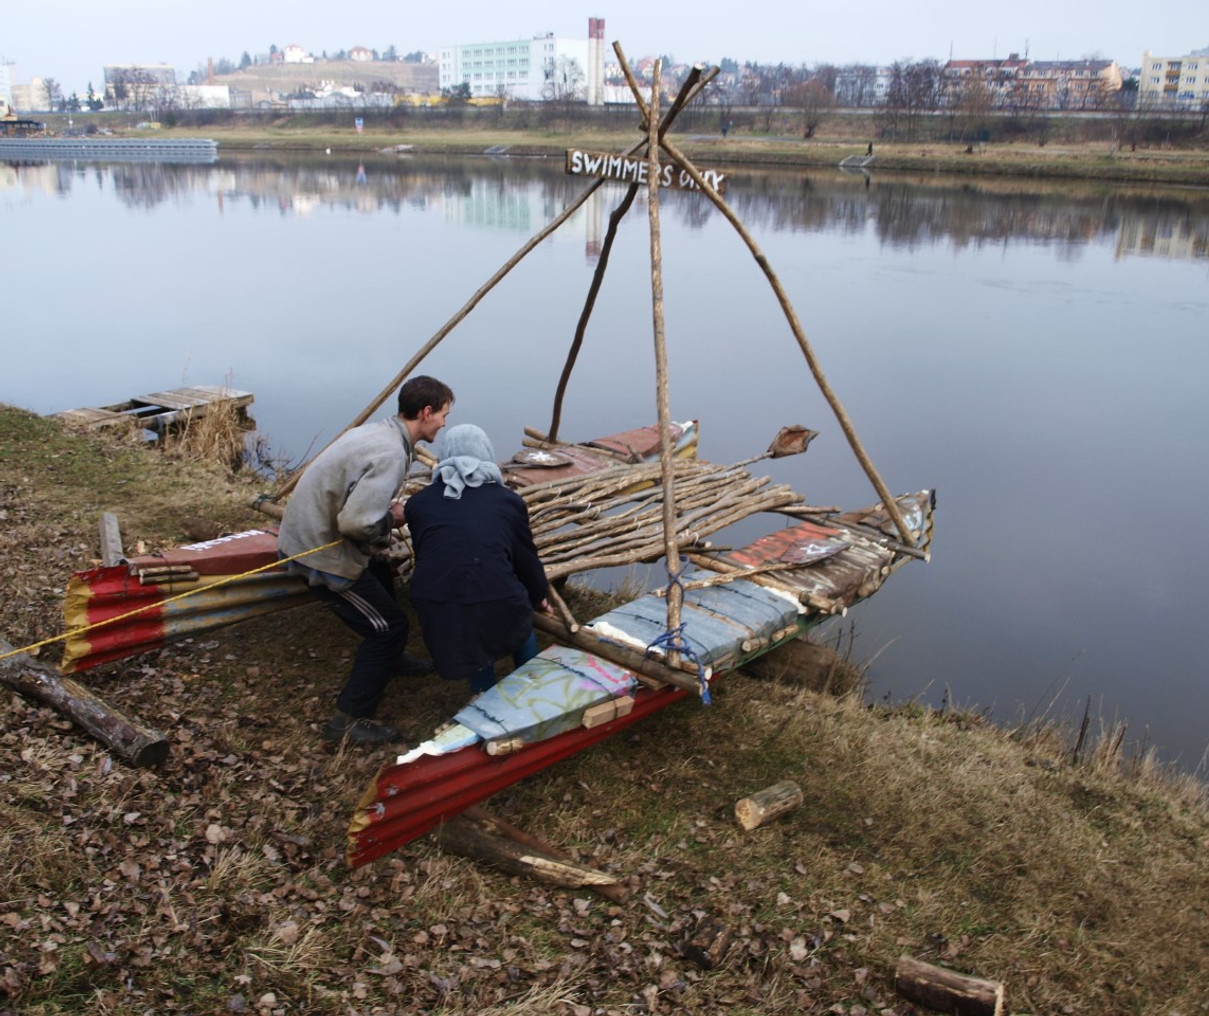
[3,150,1207,770]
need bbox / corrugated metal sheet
[60,529,310,673]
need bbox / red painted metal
[126,529,281,575]
[60,529,305,674]
[347,683,688,868]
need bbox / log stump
[734,779,804,830]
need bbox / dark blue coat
[405,479,548,682]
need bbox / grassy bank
[42,108,1209,187]
[1,403,1207,1015]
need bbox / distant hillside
[214,59,438,95]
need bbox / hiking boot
[396,652,433,676]
[323,711,401,745]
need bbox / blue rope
[646,562,712,704]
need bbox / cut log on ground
[894,955,1006,1016]
[0,639,170,767]
[435,805,627,902]
[741,636,840,691]
[734,779,804,830]
[679,916,733,970]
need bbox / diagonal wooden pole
[546,63,714,443]
[654,134,916,546]
[611,47,914,547]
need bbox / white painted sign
[565,149,728,194]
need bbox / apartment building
[940,56,1028,107]
[439,18,605,104]
[1139,51,1209,107]
[1018,60,1123,110]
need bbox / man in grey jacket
[278,375,454,745]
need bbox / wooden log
[734,779,804,830]
[679,916,733,970]
[436,805,626,901]
[581,695,635,728]
[249,495,285,521]
[0,640,169,767]
[545,583,580,633]
[894,955,1006,1016]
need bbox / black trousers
[309,558,409,718]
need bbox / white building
[176,84,231,109]
[439,19,604,104]
[1139,51,1209,108]
[0,62,14,107]
[834,66,893,108]
[12,77,50,112]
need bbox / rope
[645,623,711,705]
[644,562,712,704]
[0,539,341,664]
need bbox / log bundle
[516,460,801,581]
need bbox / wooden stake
[545,583,580,633]
[894,955,1006,1016]
[642,59,686,671]
[1,639,169,767]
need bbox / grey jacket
[277,416,413,588]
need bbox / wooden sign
[565,149,728,194]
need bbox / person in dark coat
[405,424,551,694]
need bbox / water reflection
[6,153,1207,263]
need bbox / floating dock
[53,385,253,433]
[0,138,219,162]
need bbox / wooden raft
[54,385,253,433]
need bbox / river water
[3,150,1207,771]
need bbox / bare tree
[784,78,835,137]
[43,77,63,112]
[952,76,993,142]
[881,59,941,140]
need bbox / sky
[3,0,1206,96]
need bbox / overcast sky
[3,0,1205,96]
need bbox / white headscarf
[434,424,504,500]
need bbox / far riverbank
[35,110,1209,187]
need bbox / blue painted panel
[682,576,799,640]
[590,595,753,665]
[454,646,637,743]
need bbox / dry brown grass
[161,407,248,471]
[2,402,1208,1014]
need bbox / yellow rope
[0,540,341,663]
